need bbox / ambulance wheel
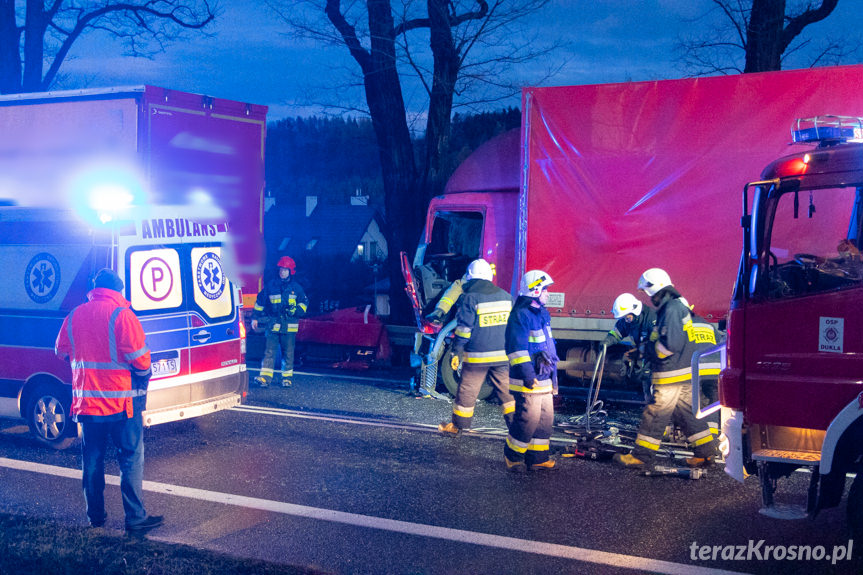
[848,472,863,542]
[25,382,77,450]
[441,348,492,401]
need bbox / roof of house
[264,202,382,259]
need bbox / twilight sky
[58,0,863,121]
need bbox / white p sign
[129,248,182,311]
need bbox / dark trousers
[632,383,717,464]
[260,331,296,382]
[452,364,514,430]
[81,412,147,527]
[504,392,554,465]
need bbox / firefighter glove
[602,334,616,347]
[450,354,460,371]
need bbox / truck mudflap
[721,407,746,483]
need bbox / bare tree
[269,0,557,321]
[0,0,217,94]
[677,0,853,75]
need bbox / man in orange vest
[55,268,162,533]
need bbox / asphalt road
[0,369,859,575]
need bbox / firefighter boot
[280,379,292,388]
[254,376,269,388]
[613,453,646,468]
[505,457,526,473]
[438,422,460,436]
[685,456,715,468]
[529,459,558,472]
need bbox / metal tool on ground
[561,440,619,461]
[642,465,707,480]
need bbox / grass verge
[0,512,328,575]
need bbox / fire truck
[702,115,863,532]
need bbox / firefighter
[602,293,656,403]
[252,256,309,387]
[438,259,514,435]
[54,268,162,533]
[614,268,719,470]
[503,270,559,472]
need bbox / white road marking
[0,456,745,575]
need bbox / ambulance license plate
[151,354,180,379]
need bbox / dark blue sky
[60,0,863,121]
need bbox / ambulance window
[765,186,863,299]
[128,248,184,312]
[190,246,232,320]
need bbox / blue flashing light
[792,115,863,144]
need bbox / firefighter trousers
[261,331,296,383]
[632,383,717,464]
[452,364,514,430]
[504,392,554,466]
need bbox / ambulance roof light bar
[792,115,863,145]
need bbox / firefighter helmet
[612,293,642,319]
[464,258,494,282]
[638,268,672,297]
[519,270,553,298]
[277,256,296,273]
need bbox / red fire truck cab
[717,115,863,531]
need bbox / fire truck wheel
[441,348,492,401]
[25,382,77,450]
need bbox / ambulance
[0,205,248,448]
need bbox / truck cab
[720,116,863,528]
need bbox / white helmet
[519,269,553,298]
[638,268,672,297]
[612,293,642,319]
[464,258,494,282]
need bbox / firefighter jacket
[606,307,657,348]
[54,287,151,420]
[252,277,309,334]
[434,278,464,317]
[649,288,717,386]
[505,295,559,394]
[451,279,511,366]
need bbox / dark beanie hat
[93,268,124,292]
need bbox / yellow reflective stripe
[455,327,472,338]
[652,367,692,385]
[528,277,544,289]
[299,303,308,312]
[281,370,294,377]
[527,442,550,452]
[686,322,717,345]
[636,433,661,450]
[286,324,299,333]
[688,430,712,443]
[254,304,264,311]
[528,329,546,343]
[260,368,274,377]
[502,401,515,415]
[507,436,528,453]
[509,380,553,394]
[692,435,715,447]
[269,295,282,303]
[508,351,530,365]
[465,352,508,363]
[453,404,474,418]
[476,301,512,314]
[440,296,454,307]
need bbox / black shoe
[126,515,163,533]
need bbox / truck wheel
[25,383,77,450]
[441,348,492,401]
[848,472,863,541]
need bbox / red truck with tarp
[0,86,266,447]
[690,112,863,533]
[405,65,863,401]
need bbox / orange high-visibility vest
[55,288,151,418]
